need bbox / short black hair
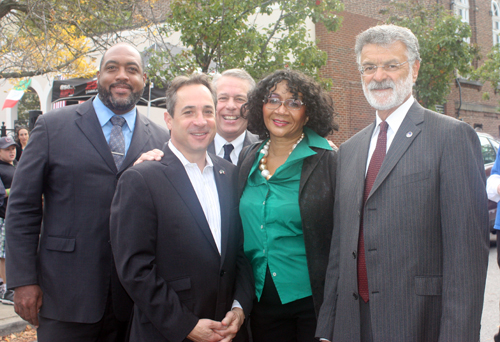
[165,73,216,116]
[99,43,145,72]
[243,69,336,139]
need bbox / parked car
[477,132,500,239]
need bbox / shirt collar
[168,140,213,169]
[93,95,137,131]
[213,131,246,155]
[303,127,333,150]
[374,95,414,134]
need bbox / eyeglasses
[264,98,305,110]
[358,61,409,76]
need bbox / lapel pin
[406,131,413,138]
[219,170,225,175]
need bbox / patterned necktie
[358,120,388,303]
[223,144,234,163]
[109,116,126,169]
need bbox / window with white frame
[455,0,470,23]
[455,0,470,43]
[493,1,500,45]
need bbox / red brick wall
[318,11,381,146]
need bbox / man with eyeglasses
[316,24,489,341]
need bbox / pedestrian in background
[0,137,17,305]
[14,126,29,162]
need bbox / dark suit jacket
[110,146,254,342]
[238,141,337,315]
[316,102,489,341]
[5,99,170,323]
[207,131,259,158]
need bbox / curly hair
[243,69,336,139]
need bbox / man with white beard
[316,24,489,342]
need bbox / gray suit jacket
[207,131,259,161]
[316,102,489,341]
[5,99,170,323]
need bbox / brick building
[317,0,500,145]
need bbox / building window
[455,0,470,43]
[455,0,470,23]
[493,1,500,45]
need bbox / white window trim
[493,1,500,45]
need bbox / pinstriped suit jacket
[316,101,489,342]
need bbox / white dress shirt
[365,96,415,175]
[487,174,500,203]
[168,141,243,311]
[168,141,222,254]
[214,132,246,165]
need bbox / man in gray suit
[5,43,170,341]
[316,25,489,342]
[209,69,259,165]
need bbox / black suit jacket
[238,141,337,315]
[5,99,170,323]
[110,145,254,342]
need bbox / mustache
[110,82,132,90]
[368,79,395,90]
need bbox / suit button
[352,251,357,259]
[220,270,225,277]
[353,292,359,300]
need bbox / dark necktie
[109,116,126,169]
[223,144,234,163]
[358,120,388,303]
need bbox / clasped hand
[187,308,245,342]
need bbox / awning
[51,78,167,108]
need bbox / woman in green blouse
[238,70,337,341]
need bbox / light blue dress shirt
[93,96,136,156]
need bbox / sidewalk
[0,304,30,336]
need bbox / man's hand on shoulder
[133,149,164,166]
[187,319,224,342]
[13,285,43,328]
[215,308,245,342]
[327,139,338,149]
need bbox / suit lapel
[368,102,424,200]
[74,100,117,172]
[212,156,230,265]
[120,112,151,172]
[355,125,373,207]
[299,149,323,196]
[160,147,220,256]
[207,141,216,154]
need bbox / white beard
[362,69,414,111]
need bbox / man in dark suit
[110,73,253,342]
[209,69,259,165]
[5,43,170,341]
[316,25,489,341]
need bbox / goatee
[98,82,143,113]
